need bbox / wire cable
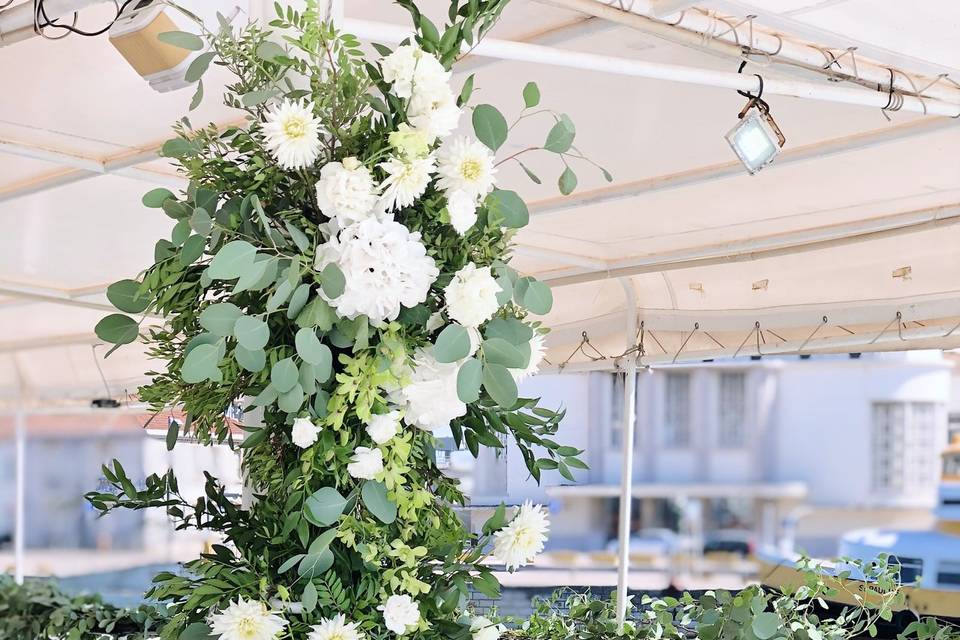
[34,0,142,39]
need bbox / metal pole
[615,278,639,630]
[12,358,26,585]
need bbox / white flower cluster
[208,598,287,640]
[493,501,551,571]
[393,348,466,432]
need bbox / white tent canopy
[0,0,958,389]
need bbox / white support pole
[615,278,639,630]
[342,18,960,117]
[12,357,26,585]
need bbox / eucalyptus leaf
[295,328,331,369]
[198,303,243,336]
[181,343,222,384]
[434,324,471,363]
[456,358,482,404]
[304,487,347,526]
[361,481,397,524]
[233,316,270,350]
[142,188,174,208]
[95,314,139,345]
[185,51,216,83]
[208,240,256,279]
[234,345,266,373]
[271,358,299,393]
[472,104,508,152]
[158,31,205,51]
[482,338,527,368]
[277,383,305,413]
[485,189,528,229]
[544,114,575,153]
[522,81,540,108]
[106,279,150,314]
[482,363,518,408]
[320,263,345,299]
[558,166,578,195]
[298,549,333,579]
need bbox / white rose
[380,45,449,100]
[444,263,502,328]
[407,83,461,142]
[380,594,420,635]
[366,410,401,445]
[391,348,466,432]
[447,190,478,235]
[470,616,504,640]
[315,157,380,225]
[347,446,383,480]
[291,418,320,449]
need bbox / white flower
[436,137,496,200]
[307,614,364,640]
[315,157,380,225]
[314,218,438,324]
[367,410,401,445]
[378,154,436,212]
[262,99,323,170]
[407,84,461,142]
[209,597,287,640]
[493,501,550,571]
[444,263,502,328]
[510,333,546,383]
[447,190,478,235]
[291,417,320,449]
[393,348,466,431]
[347,446,383,480]
[470,616,504,640]
[380,45,449,100]
[380,594,421,635]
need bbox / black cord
[736,59,770,111]
[35,0,142,38]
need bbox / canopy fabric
[0,0,957,404]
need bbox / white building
[472,351,952,557]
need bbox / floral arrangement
[88,1,606,639]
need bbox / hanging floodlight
[725,64,786,175]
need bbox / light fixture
[726,65,786,175]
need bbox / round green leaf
[298,549,333,579]
[434,324,471,363]
[208,240,256,279]
[198,303,242,336]
[304,487,347,526]
[521,279,553,315]
[320,263,345,299]
[361,481,397,524]
[472,104,508,152]
[277,383,304,413]
[142,188,174,208]
[190,207,212,235]
[295,328,331,367]
[485,189,529,229]
[558,166,578,195]
[158,30,205,51]
[271,358,299,393]
[482,363,518,408]
[181,343,222,384]
[185,51,215,83]
[95,314,139,345]
[752,613,782,640]
[484,318,533,345]
[523,81,541,108]
[233,316,269,350]
[482,338,527,368]
[457,358,483,404]
[234,345,266,373]
[544,114,576,153]
[256,40,287,62]
[287,283,311,319]
[106,279,150,314]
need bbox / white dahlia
[261,99,323,170]
[493,501,550,571]
[447,190,478,235]
[347,446,384,480]
[290,417,320,449]
[380,594,421,635]
[510,332,547,383]
[470,616,505,640]
[307,614,364,640]
[314,218,438,324]
[380,45,449,99]
[436,136,496,200]
[208,597,287,640]
[366,410,402,445]
[407,84,461,142]
[379,155,436,212]
[444,263,502,328]
[315,157,380,225]
[393,348,466,432]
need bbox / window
[872,402,940,493]
[891,555,924,584]
[718,372,747,447]
[663,373,691,448]
[937,560,960,586]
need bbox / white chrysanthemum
[470,616,504,640]
[393,348,466,431]
[315,157,380,225]
[209,597,287,640]
[314,218,438,324]
[379,155,436,212]
[510,332,546,383]
[444,263,502,328]
[307,614,364,640]
[261,99,323,170]
[436,137,496,200]
[291,417,320,449]
[367,410,401,445]
[380,594,421,635]
[447,190,478,235]
[407,84,461,142]
[492,501,550,571]
[347,446,383,480]
[380,45,449,99]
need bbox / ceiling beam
[541,202,960,287]
[0,281,120,313]
[529,116,958,218]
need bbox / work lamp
[726,98,786,175]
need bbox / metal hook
[672,322,700,364]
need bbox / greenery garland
[88,1,606,638]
